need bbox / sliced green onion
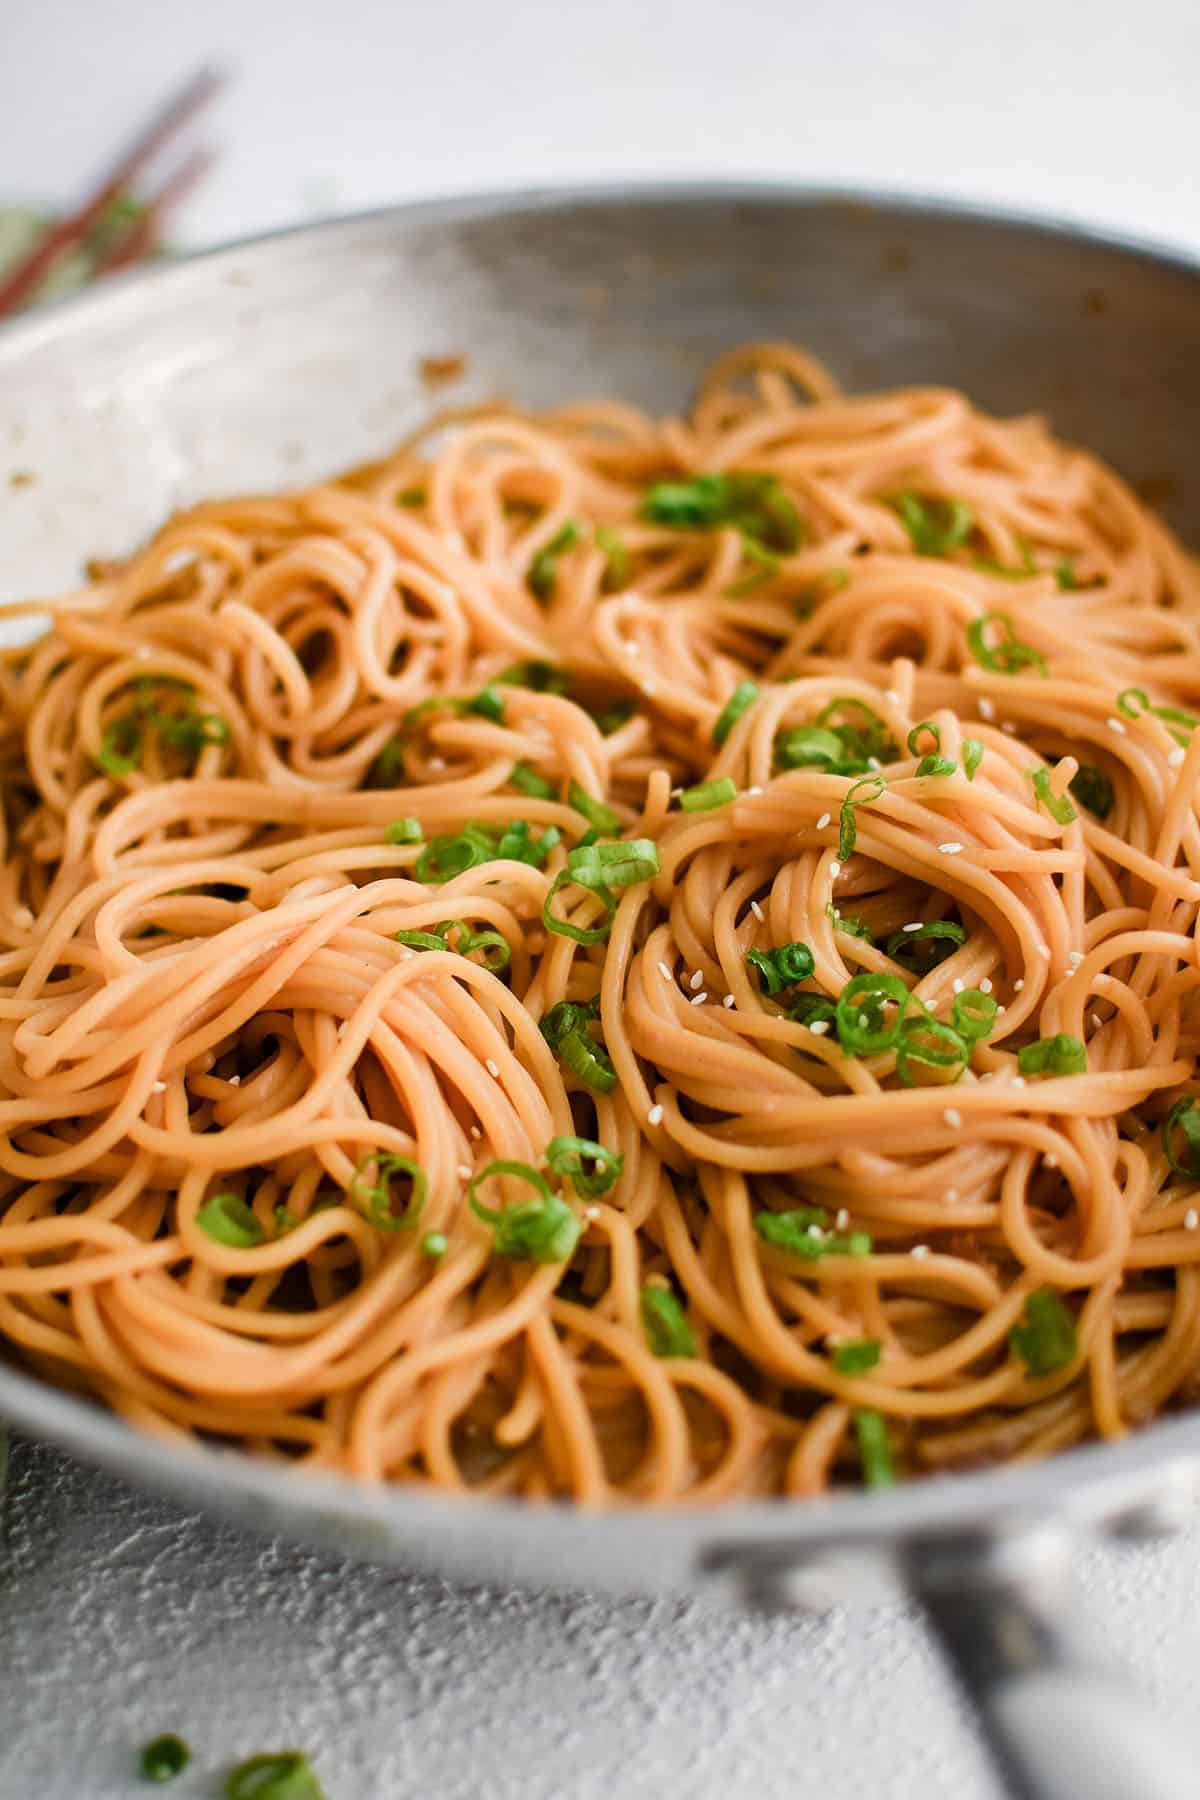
[1030,768,1077,825]
[825,903,873,941]
[139,1735,191,1783]
[746,940,815,995]
[641,471,803,551]
[528,520,581,599]
[713,679,759,746]
[836,971,910,1055]
[464,685,506,724]
[1056,559,1078,590]
[567,837,660,889]
[1115,686,1197,746]
[1018,1034,1087,1077]
[755,1210,872,1259]
[567,779,621,834]
[966,611,1047,676]
[788,992,839,1034]
[595,524,630,592]
[838,774,885,861]
[639,1285,695,1357]
[854,1408,896,1489]
[374,738,405,784]
[1163,1095,1200,1179]
[725,535,780,596]
[459,925,511,971]
[593,700,633,736]
[896,1009,968,1086]
[885,919,964,972]
[97,713,144,776]
[1117,686,1149,721]
[916,754,958,777]
[545,1134,623,1198]
[421,1231,448,1258]
[352,1153,428,1231]
[952,989,998,1043]
[540,998,617,1092]
[891,491,973,558]
[155,708,231,754]
[680,776,737,812]
[497,659,569,694]
[815,698,896,765]
[196,1193,263,1249]
[542,871,617,944]
[384,817,423,845]
[496,820,560,868]
[775,724,849,771]
[468,1161,581,1263]
[394,926,451,952]
[1010,1289,1078,1377]
[223,1750,326,1800]
[833,1338,881,1376]
[907,722,941,756]
[509,760,556,799]
[1069,764,1114,818]
[962,738,984,781]
[415,827,495,882]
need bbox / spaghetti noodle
[1,341,1199,1503]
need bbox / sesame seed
[809,1020,831,1036]
[1014,978,1025,991]
[750,900,764,922]
[1187,1209,1199,1232]
[1089,1012,1103,1031]
[1001,721,1018,735]
[690,992,708,1006]
[979,978,993,994]
[585,1205,600,1221]
[978,697,995,720]
[1106,717,1126,735]
[1012,1076,1026,1088]
[428,756,446,771]
[867,757,881,771]
[485,1058,500,1078]
[658,961,672,980]
[1068,951,1083,968]
[1044,1154,1059,1169]
[647,1103,664,1126]
[904,922,923,933]
[470,1124,482,1140]
[835,1208,850,1229]
[829,860,842,878]
[747,785,763,796]
[938,842,964,855]
[626,639,640,655]
[723,993,736,1008]
[807,1223,825,1240]
[151,1081,166,1094]
[1169,746,1187,768]
[884,689,900,705]
[1036,944,1051,959]
[228,1074,241,1087]
[945,1188,960,1204]
[135,644,153,660]
[816,812,831,830]
[642,679,658,696]
[910,1244,931,1260]
[688,969,703,990]
[952,978,965,994]
[670,786,684,799]
[943,1107,962,1128]
[457,1164,472,1180]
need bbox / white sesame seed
[228,1074,241,1087]
[626,639,640,654]
[1014,978,1025,991]
[1068,950,1083,968]
[904,922,923,933]
[979,978,993,994]
[816,812,831,830]
[978,697,995,720]
[747,785,763,796]
[835,1208,850,1229]
[1089,1012,1103,1031]
[151,1081,166,1094]
[485,1058,500,1078]
[585,1205,600,1221]
[647,1103,665,1126]
[658,960,673,980]
[642,679,658,696]
[428,756,446,771]
[938,841,964,855]
[1044,1154,1059,1169]
[750,899,764,922]
[723,993,736,1008]
[689,969,704,990]
[807,1223,825,1240]
[690,992,708,1006]
[952,978,965,994]
[670,786,684,799]
[945,1188,960,1204]
[943,1107,963,1129]
[1187,1209,1199,1232]
[1169,746,1187,768]
[884,690,900,706]
[996,1003,1006,1014]
[867,757,881,770]
[829,860,842,878]
[1106,717,1126,735]
[809,1020,831,1036]
[457,1164,472,1180]
[470,1124,482,1140]
[1036,944,1051,959]
[1012,1076,1026,1088]
[911,1244,931,1260]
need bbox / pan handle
[906,1528,1198,1800]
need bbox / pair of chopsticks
[0,65,224,319]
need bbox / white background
[2,4,1200,1798]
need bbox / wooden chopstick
[0,65,224,317]
[90,146,217,276]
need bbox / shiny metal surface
[2,186,1200,1604]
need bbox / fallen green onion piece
[952,989,998,1043]
[885,919,964,972]
[725,535,780,596]
[896,1009,968,1086]
[713,679,759,746]
[966,612,1047,676]
[1056,559,1078,590]
[1030,767,1077,825]
[139,1735,191,1784]
[595,524,630,592]
[567,837,660,888]
[223,1750,326,1800]
[97,714,144,776]
[854,1408,896,1489]
[680,776,737,812]
[545,1134,624,1197]
[1163,1095,1200,1179]
[907,721,941,756]
[509,760,556,800]
[1069,764,1114,819]
[384,817,423,845]
[833,1337,882,1376]
[1018,1034,1087,1077]
[838,774,885,861]
[836,971,910,1056]
[891,491,973,558]
[353,1153,428,1231]
[593,700,634,735]
[528,520,581,599]
[421,1231,448,1259]
[962,738,984,781]
[542,871,617,943]
[567,779,621,834]
[775,724,850,772]
[1115,686,1198,746]
[374,738,405,784]
[746,940,815,995]
[755,1210,872,1259]
[640,1285,696,1358]
[468,1161,582,1263]
[1010,1289,1078,1378]
[496,658,569,694]
[196,1193,263,1249]
[496,820,560,868]
[825,903,873,941]
[415,827,495,882]
[641,471,803,552]
[916,754,958,778]
[788,992,840,1034]
[394,926,451,952]
[464,685,506,724]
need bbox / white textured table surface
[2,3,1200,1796]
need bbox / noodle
[2,340,1200,1504]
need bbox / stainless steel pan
[3,185,1200,1800]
